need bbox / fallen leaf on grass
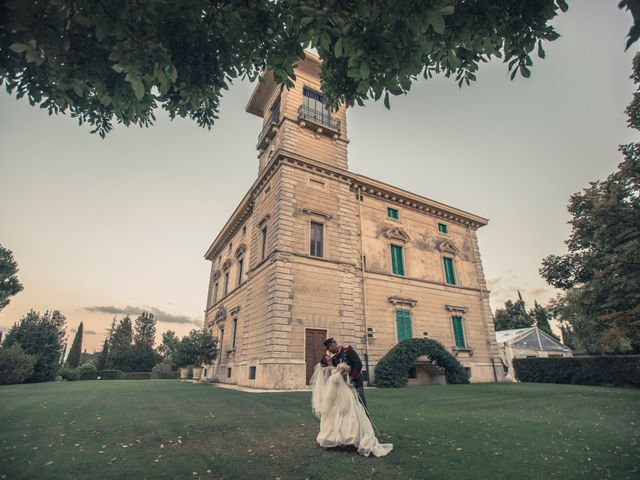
[107,457,117,465]
[45,461,54,466]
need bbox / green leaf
[334,37,343,58]
[428,12,445,34]
[383,92,390,109]
[360,60,370,79]
[95,23,106,42]
[537,41,546,59]
[519,64,531,78]
[9,43,30,53]
[438,4,455,16]
[128,77,145,100]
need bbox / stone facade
[202,53,504,389]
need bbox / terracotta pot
[179,367,191,380]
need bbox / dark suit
[321,345,367,409]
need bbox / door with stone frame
[305,328,327,384]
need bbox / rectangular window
[227,368,232,378]
[213,282,219,304]
[224,272,230,296]
[396,309,412,342]
[231,318,237,350]
[261,226,268,260]
[391,245,405,276]
[387,207,399,219]
[237,259,243,286]
[310,222,324,257]
[302,87,331,125]
[408,367,417,379]
[438,223,448,234]
[249,366,256,380]
[452,316,466,348]
[443,257,456,285]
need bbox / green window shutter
[237,259,243,286]
[396,310,413,342]
[387,207,399,219]
[443,257,456,285]
[391,245,405,276]
[438,223,448,233]
[452,316,465,348]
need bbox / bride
[310,356,393,457]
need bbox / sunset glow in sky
[0,1,636,351]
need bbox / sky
[0,1,637,352]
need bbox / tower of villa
[202,52,503,388]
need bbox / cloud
[84,305,202,326]
[70,328,97,335]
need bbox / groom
[321,337,367,409]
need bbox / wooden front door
[305,329,327,384]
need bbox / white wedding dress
[310,363,393,457]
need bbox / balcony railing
[298,105,341,133]
[256,109,281,149]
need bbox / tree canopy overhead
[3,0,635,137]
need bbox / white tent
[496,326,573,381]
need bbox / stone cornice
[204,144,488,262]
[351,175,488,229]
[203,154,284,261]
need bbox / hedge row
[513,356,640,388]
[60,370,178,381]
[374,338,469,388]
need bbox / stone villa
[202,52,504,389]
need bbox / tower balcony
[257,110,281,150]
[298,105,341,138]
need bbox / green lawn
[0,381,638,480]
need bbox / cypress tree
[96,338,109,370]
[66,322,83,368]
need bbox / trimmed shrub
[121,371,152,380]
[78,369,100,380]
[77,363,96,372]
[151,363,178,379]
[97,369,122,380]
[59,367,79,381]
[374,338,469,388]
[513,356,640,388]
[0,345,36,385]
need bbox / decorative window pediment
[230,306,241,316]
[437,240,459,256]
[235,243,247,259]
[445,304,468,314]
[214,306,227,322]
[222,259,232,271]
[212,270,221,281]
[388,296,418,308]
[383,227,410,243]
[302,208,333,221]
[257,214,271,228]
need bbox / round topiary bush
[374,338,469,388]
[0,344,35,385]
[77,363,96,372]
[59,367,79,381]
